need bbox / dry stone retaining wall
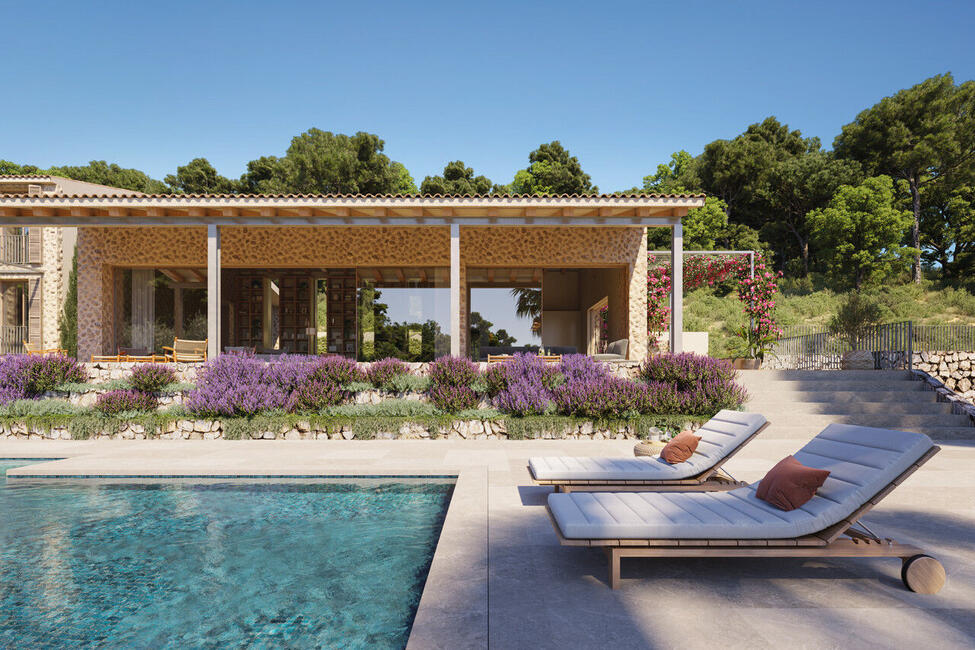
[913,351,975,402]
[0,418,669,442]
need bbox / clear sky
[3,1,974,191]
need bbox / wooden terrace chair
[545,424,945,593]
[163,338,208,363]
[530,410,769,493]
[23,341,67,356]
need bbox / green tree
[807,176,915,289]
[759,152,863,275]
[420,161,494,195]
[391,162,418,194]
[58,250,78,357]
[239,155,289,193]
[45,160,168,193]
[165,158,238,194]
[271,129,411,194]
[642,150,699,194]
[0,160,41,175]
[920,170,975,282]
[509,141,596,195]
[697,117,817,230]
[834,73,975,282]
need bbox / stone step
[738,380,930,392]
[758,425,975,441]
[754,413,971,429]
[744,401,953,415]
[740,390,939,404]
[738,370,913,381]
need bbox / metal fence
[0,325,27,355]
[773,321,975,370]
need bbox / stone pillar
[627,228,649,360]
[76,228,115,360]
[450,224,461,357]
[207,225,221,359]
[670,222,683,354]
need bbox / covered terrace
[0,193,704,361]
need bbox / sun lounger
[529,410,769,492]
[546,424,945,593]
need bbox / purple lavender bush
[639,353,736,391]
[301,355,365,386]
[682,379,748,413]
[429,383,479,412]
[0,354,87,403]
[428,355,480,388]
[366,357,409,389]
[286,380,347,412]
[494,377,551,416]
[559,354,610,384]
[184,353,290,417]
[552,375,650,418]
[94,389,158,414]
[129,363,177,393]
[482,362,513,397]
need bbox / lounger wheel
[901,555,946,594]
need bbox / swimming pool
[0,460,453,648]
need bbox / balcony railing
[0,325,27,354]
[0,234,27,265]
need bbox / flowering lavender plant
[494,377,551,416]
[366,357,409,389]
[552,375,649,418]
[558,354,610,384]
[184,353,289,416]
[428,356,480,388]
[129,363,177,393]
[300,355,365,386]
[0,354,87,401]
[639,353,736,391]
[429,383,479,412]
[286,380,347,412]
[94,389,158,414]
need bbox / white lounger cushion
[549,424,933,539]
[530,410,767,481]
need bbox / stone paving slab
[1,437,973,648]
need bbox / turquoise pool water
[0,461,453,649]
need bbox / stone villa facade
[0,189,701,361]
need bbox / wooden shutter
[27,228,42,264]
[27,278,42,348]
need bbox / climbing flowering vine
[648,253,781,358]
[733,262,783,360]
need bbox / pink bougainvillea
[648,253,781,358]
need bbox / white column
[449,224,461,357]
[207,225,221,359]
[670,222,683,354]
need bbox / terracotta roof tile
[0,191,705,200]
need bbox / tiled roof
[0,191,705,200]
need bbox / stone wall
[0,417,673,442]
[913,351,975,403]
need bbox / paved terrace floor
[1,436,974,649]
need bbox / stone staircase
[737,370,975,441]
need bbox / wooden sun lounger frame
[546,445,945,593]
[531,421,771,493]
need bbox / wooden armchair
[23,341,67,356]
[163,338,208,363]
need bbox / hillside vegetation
[685,281,975,358]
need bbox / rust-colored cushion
[660,431,701,464]
[756,455,831,511]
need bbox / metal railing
[773,321,975,370]
[773,321,915,370]
[0,325,27,354]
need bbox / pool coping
[2,457,489,649]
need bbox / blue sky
[3,1,974,191]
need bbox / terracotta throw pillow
[660,431,701,464]
[756,455,831,511]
